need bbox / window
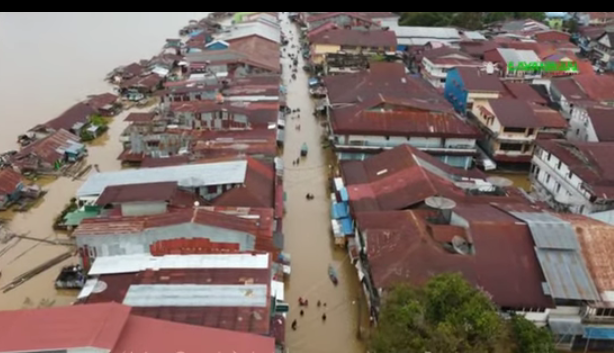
[527,128,535,136]
[556,183,561,193]
[547,153,552,161]
[557,161,563,170]
[385,136,390,141]
[207,185,218,194]
[546,174,551,183]
[568,172,574,180]
[499,143,523,151]
[576,128,580,136]
[503,127,526,133]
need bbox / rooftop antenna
[425,196,457,225]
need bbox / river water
[278,14,367,353]
[0,12,208,309]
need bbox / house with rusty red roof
[354,208,556,321]
[551,75,614,120]
[29,102,96,137]
[531,140,614,219]
[309,29,397,65]
[12,129,85,174]
[74,253,286,346]
[324,62,482,168]
[73,207,279,267]
[0,302,275,353]
[470,98,567,165]
[306,12,380,31]
[339,144,533,214]
[444,66,507,113]
[0,168,23,210]
[171,100,280,130]
[85,92,121,116]
[420,47,484,88]
[567,106,614,143]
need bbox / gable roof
[0,303,130,352]
[455,67,506,92]
[43,102,95,131]
[212,157,275,208]
[504,82,548,104]
[95,182,179,206]
[14,129,82,166]
[586,107,614,141]
[0,169,22,195]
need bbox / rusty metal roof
[95,182,179,205]
[356,210,554,309]
[124,112,157,122]
[0,169,22,195]
[43,102,95,131]
[212,158,275,209]
[586,107,614,141]
[14,129,82,165]
[80,266,272,335]
[487,99,544,128]
[112,315,275,353]
[86,93,119,110]
[559,214,614,298]
[311,29,397,47]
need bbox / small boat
[301,143,308,157]
[328,265,338,286]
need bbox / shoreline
[0,13,220,310]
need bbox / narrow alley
[279,13,366,353]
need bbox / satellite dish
[194,201,200,207]
[451,236,471,255]
[92,280,108,294]
[425,196,457,210]
[486,176,514,188]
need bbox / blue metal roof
[331,202,349,220]
[339,188,349,202]
[585,327,614,340]
[340,217,354,235]
[190,29,205,37]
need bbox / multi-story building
[471,98,567,166]
[420,48,483,88]
[444,66,506,113]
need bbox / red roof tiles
[0,303,130,352]
[112,315,275,353]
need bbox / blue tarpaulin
[340,217,354,235]
[331,202,349,219]
[190,29,205,37]
[339,188,349,202]
[585,327,614,340]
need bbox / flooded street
[279,15,366,353]
[0,12,207,310]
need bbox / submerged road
[280,13,366,353]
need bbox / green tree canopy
[398,12,546,30]
[369,273,555,353]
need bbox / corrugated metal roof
[510,212,579,250]
[77,161,247,198]
[463,31,487,40]
[217,22,280,44]
[89,254,270,275]
[122,284,268,307]
[535,249,600,301]
[391,26,460,40]
[497,48,541,64]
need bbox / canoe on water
[328,265,338,286]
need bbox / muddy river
[279,14,367,353]
[0,12,208,309]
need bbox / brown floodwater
[279,14,367,353]
[0,12,208,310]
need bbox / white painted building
[421,50,483,88]
[568,106,614,142]
[531,140,614,219]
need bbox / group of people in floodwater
[291,298,327,330]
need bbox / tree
[510,315,556,353]
[369,273,555,353]
[564,19,580,34]
[397,12,546,29]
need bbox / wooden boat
[328,265,338,286]
[301,143,308,157]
